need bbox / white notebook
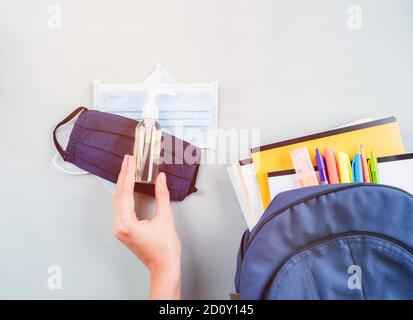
[227,160,263,230]
[377,154,413,194]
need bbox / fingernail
[160,172,167,185]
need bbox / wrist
[150,264,180,281]
[149,265,181,300]
[148,253,181,279]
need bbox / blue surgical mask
[93,64,217,193]
[94,82,218,149]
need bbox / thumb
[155,172,172,218]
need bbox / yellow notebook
[251,117,405,208]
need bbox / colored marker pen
[324,148,340,184]
[360,145,371,183]
[369,151,380,184]
[352,154,364,183]
[315,148,329,185]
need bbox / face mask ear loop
[52,152,89,175]
[52,106,89,175]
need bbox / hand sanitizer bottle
[134,88,174,184]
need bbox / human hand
[113,155,181,299]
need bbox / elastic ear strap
[52,152,89,175]
[53,106,88,160]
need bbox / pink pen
[360,145,371,183]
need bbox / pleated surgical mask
[94,82,218,149]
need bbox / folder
[267,153,413,201]
[252,117,405,208]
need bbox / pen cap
[315,148,326,170]
[324,147,340,184]
[352,153,363,183]
[369,151,378,172]
[143,88,176,120]
[352,154,361,166]
[338,151,353,183]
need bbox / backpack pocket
[267,232,413,300]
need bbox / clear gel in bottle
[133,88,174,184]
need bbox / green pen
[368,151,380,184]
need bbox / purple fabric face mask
[53,107,201,201]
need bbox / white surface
[1,0,413,299]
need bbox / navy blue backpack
[235,184,413,299]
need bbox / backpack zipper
[281,230,413,261]
[242,184,413,259]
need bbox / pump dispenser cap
[143,88,176,120]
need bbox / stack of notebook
[227,117,413,230]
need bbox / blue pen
[352,153,363,183]
[315,148,329,185]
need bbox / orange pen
[324,148,340,184]
[360,145,371,183]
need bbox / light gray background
[1,0,412,299]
